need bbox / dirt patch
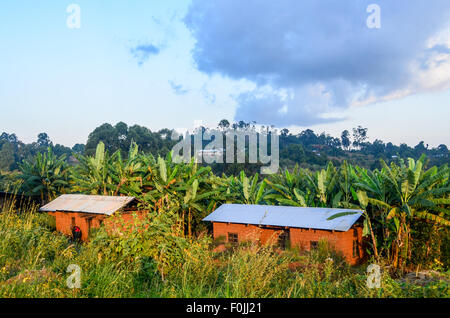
[398,270,450,286]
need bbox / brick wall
[212,222,364,265]
[48,210,147,241]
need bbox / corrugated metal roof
[39,194,135,215]
[203,204,363,232]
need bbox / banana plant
[264,167,309,207]
[110,142,144,196]
[337,160,358,205]
[225,171,267,205]
[352,165,395,256]
[372,156,448,268]
[18,147,70,203]
[140,152,221,237]
[72,142,117,195]
[305,162,341,207]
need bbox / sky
[0,0,449,148]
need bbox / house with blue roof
[203,204,366,264]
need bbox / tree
[218,119,230,130]
[281,128,289,137]
[352,126,368,148]
[158,128,173,140]
[414,141,427,155]
[115,122,129,152]
[437,144,448,153]
[369,139,385,156]
[298,129,318,146]
[280,144,306,163]
[0,143,15,171]
[1,133,18,144]
[341,130,351,150]
[72,144,85,154]
[84,123,119,155]
[52,144,72,157]
[37,133,52,148]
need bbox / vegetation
[1,121,448,175]
[0,136,448,298]
[0,210,448,298]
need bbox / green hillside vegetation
[1,121,448,175]
[0,141,448,297]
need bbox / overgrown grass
[0,211,448,298]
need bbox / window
[228,233,238,244]
[353,240,360,258]
[277,230,290,249]
[71,217,76,227]
[310,241,319,250]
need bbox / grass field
[0,210,448,298]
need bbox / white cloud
[185,0,450,126]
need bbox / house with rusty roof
[40,194,142,241]
[203,204,366,264]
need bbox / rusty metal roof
[39,194,136,215]
[203,204,363,232]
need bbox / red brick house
[40,194,143,241]
[203,204,365,265]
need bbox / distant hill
[1,121,448,175]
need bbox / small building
[39,194,141,241]
[203,204,365,265]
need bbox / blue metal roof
[203,204,363,232]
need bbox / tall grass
[0,210,448,298]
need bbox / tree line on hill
[0,120,448,175]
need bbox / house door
[277,230,290,249]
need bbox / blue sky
[0,0,449,148]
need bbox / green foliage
[0,211,448,298]
[4,142,450,275]
[18,148,70,202]
[2,122,449,176]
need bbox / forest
[1,120,448,175]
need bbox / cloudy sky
[1,0,450,147]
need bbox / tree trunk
[393,225,402,268]
[181,210,185,236]
[367,217,379,260]
[188,208,192,238]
